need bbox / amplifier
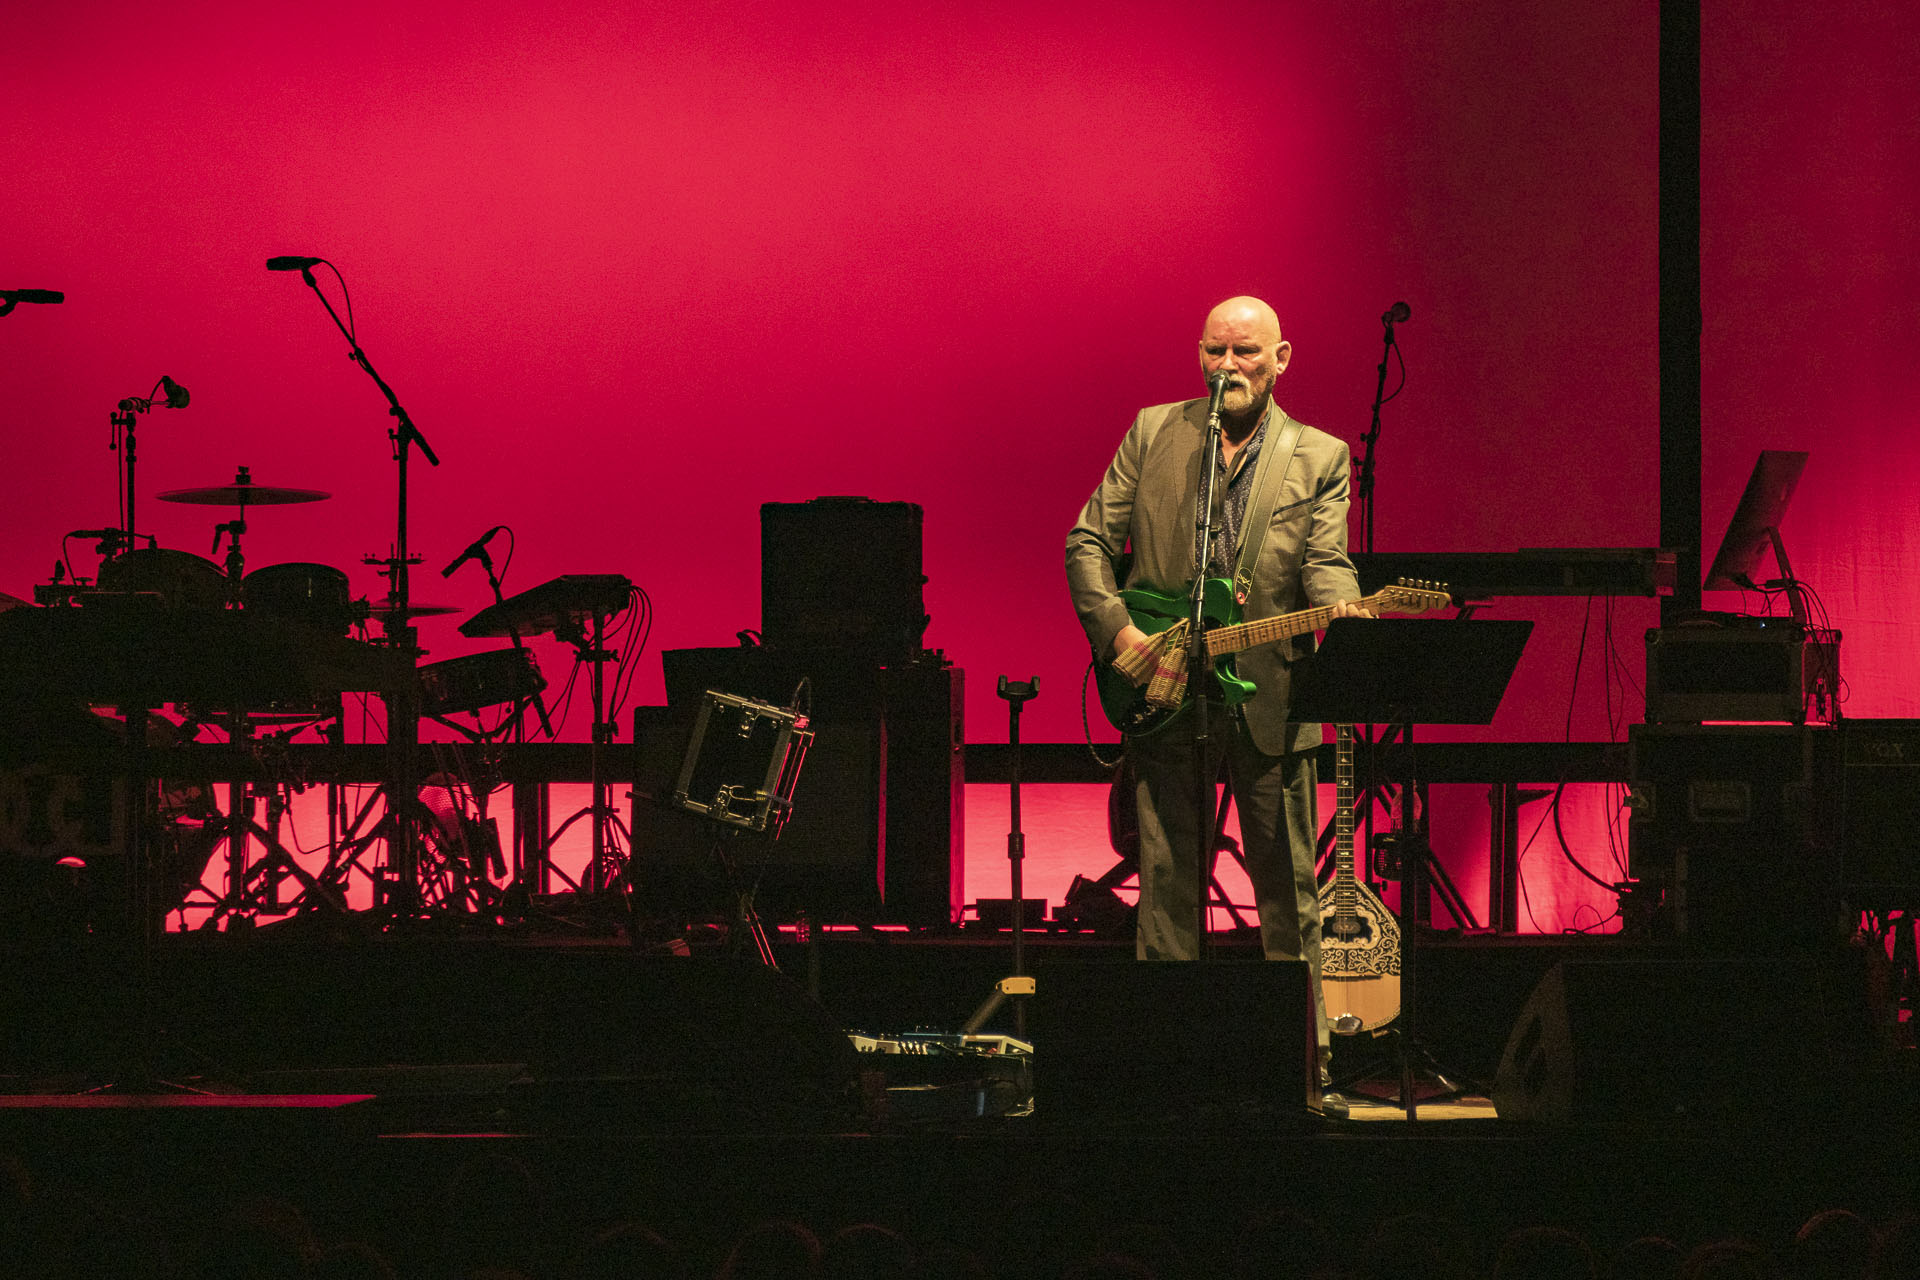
[1626,723,1840,948]
[1644,622,1839,724]
[761,497,928,659]
[1840,719,1920,906]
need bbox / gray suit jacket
[1065,397,1362,755]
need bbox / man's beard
[1222,379,1267,416]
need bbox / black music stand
[1289,617,1531,1121]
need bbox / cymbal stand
[277,259,440,920]
[210,492,251,599]
[448,539,557,906]
[549,608,627,895]
[201,716,348,926]
[460,541,555,742]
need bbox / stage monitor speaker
[1029,959,1314,1129]
[1840,719,1920,906]
[1491,959,1836,1126]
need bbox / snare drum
[419,647,546,716]
[97,548,230,611]
[244,562,354,634]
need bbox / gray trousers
[1127,710,1331,1066]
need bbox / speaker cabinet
[1491,959,1838,1126]
[1029,959,1314,1128]
[1840,719,1920,906]
[635,648,962,927]
[1626,723,1840,948]
[761,498,928,660]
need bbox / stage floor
[0,924,1909,1278]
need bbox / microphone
[441,525,505,578]
[1206,369,1232,419]
[266,256,323,272]
[68,528,123,541]
[160,376,190,409]
[1382,301,1412,325]
[2,289,64,304]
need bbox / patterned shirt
[1198,408,1271,580]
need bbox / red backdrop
[5,0,1915,930]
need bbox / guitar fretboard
[1202,584,1442,659]
[1330,723,1359,926]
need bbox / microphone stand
[1355,311,1400,556]
[1348,309,1401,935]
[468,547,556,899]
[290,263,441,918]
[108,377,182,559]
[1187,384,1229,959]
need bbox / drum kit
[22,459,577,931]
[6,268,640,937]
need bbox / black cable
[1380,333,1409,406]
[1079,657,1124,770]
[323,261,355,343]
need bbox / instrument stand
[550,609,625,895]
[108,375,186,557]
[996,676,1039,1038]
[323,778,450,918]
[1289,617,1530,1122]
[444,543,557,909]
[1083,758,1255,933]
[1315,724,1482,933]
[711,827,777,968]
[285,260,441,922]
[194,713,348,926]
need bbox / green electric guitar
[1093,578,1451,736]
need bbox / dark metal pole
[1660,0,1703,626]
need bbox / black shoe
[1317,1090,1351,1120]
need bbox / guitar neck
[1204,594,1377,658]
[1331,723,1357,902]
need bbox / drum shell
[244,563,354,634]
[97,549,229,611]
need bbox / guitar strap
[1230,410,1307,605]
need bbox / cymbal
[369,603,460,620]
[158,482,331,506]
[157,467,329,506]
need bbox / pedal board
[847,1030,1032,1121]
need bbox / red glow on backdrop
[6,0,1917,933]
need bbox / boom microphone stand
[270,255,440,917]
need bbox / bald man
[1066,296,1368,1086]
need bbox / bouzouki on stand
[1319,722,1401,1033]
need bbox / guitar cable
[1080,657,1123,771]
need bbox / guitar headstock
[1374,578,1453,615]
